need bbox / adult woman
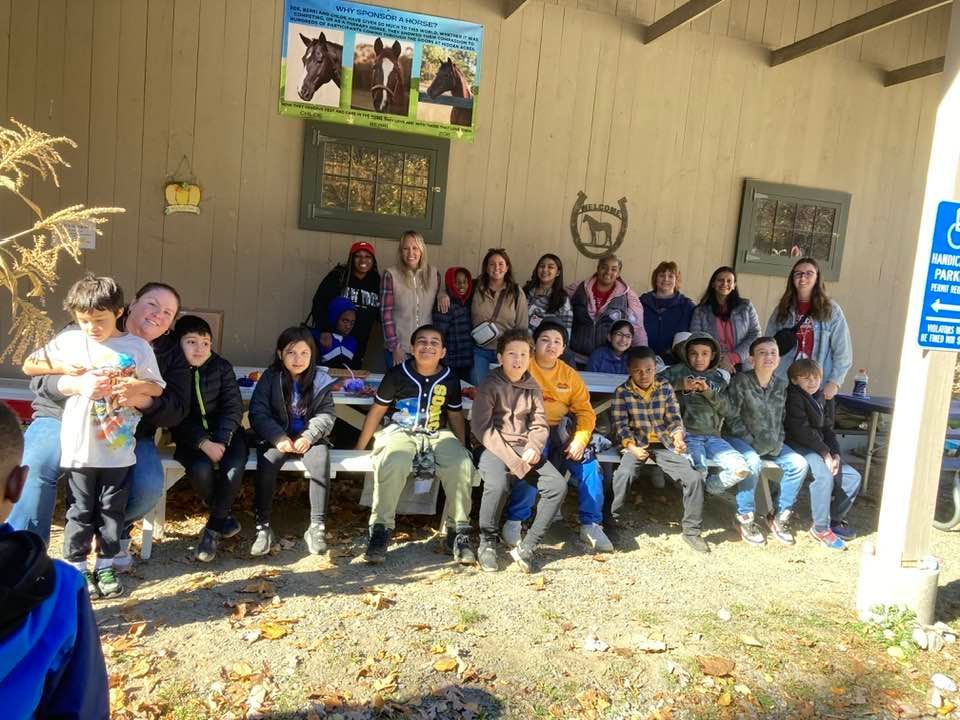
[567,253,646,363]
[690,266,761,374]
[524,253,573,336]
[310,241,380,368]
[380,231,444,369]
[765,258,853,399]
[471,248,528,386]
[640,261,695,362]
[9,282,189,566]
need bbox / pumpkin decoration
[164,181,201,215]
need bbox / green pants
[370,428,473,530]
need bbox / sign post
[856,1,960,624]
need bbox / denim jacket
[765,300,853,388]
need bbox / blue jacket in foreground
[0,523,108,719]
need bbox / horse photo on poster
[417,46,477,128]
[283,23,343,108]
[351,35,413,116]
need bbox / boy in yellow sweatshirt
[502,321,612,552]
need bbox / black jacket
[171,353,243,449]
[783,383,839,457]
[248,367,336,447]
[32,332,190,439]
[312,263,381,365]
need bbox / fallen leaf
[530,576,548,591]
[447,623,467,633]
[408,623,431,631]
[128,659,153,678]
[239,580,276,598]
[434,657,458,672]
[940,702,957,715]
[698,656,736,677]
[591,555,608,563]
[258,621,290,640]
[717,691,733,707]
[740,634,763,648]
[128,621,148,637]
[360,593,396,610]
[430,643,447,655]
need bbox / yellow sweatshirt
[528,359,596,447]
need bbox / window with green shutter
[735,180,851,281]
[299,122,449,244]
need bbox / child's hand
[629,445,649,462]
[292,437,311,454]
[63,362,88,376]
[276,437,295,453]
[695,379,710,392]
[683,377,697,392]
[672,431,687,454]
[565,437,587,461]
[76,371,112,400]
[828,453,841,476]
[520,447,540,465]
[318,332,333,349]
[823,381,840,400]
[200,440,226,462]
[437,294,450,314]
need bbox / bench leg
[933,469,960,532]
[141,468,184,561]
[141,510,155,560]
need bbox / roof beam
[643,0,727,43]
[884,56,946,86]
[770,0,951,67]
[503,0,532,18]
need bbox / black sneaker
[95,567,124,598]
[304,523,327,555]
[447,530,476,565]
[250,525,274,557]
[509,543,538,573]
[736,513,765,546]
[364,524,390,564]
[768,510,796,546]
[84,570,100,599]
[220,516,242,539]
[195,528,221,563]
[477,542,499,572]
[683,533,711,554]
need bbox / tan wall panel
[0,0,952,395]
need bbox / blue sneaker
[809,526,846,550]
[830,521,857,541]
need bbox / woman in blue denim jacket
[765,257,853,399]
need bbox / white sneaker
[580,523,614,553]
[112,539,134,573]
[501,520,522,547]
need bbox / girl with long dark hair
[690,266,761,373]
[471,248,528,385]
[524,253,573,335]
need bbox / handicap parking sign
[919,201,960,350]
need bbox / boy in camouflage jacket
[660,333,761,545]
[723,337,809,546]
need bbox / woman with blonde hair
[380,231,445,368]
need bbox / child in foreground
[0,401,109,717]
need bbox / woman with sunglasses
[765,258,852,399]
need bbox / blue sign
[919,201,960,350]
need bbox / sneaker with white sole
[477,542,499,572]
[580,523,614,553]
[250,525,275,557]
[809,526,846,550]
[95,567,124,598]
[510,543,538,573]
[303,523,327,555]
[768,510,795,546]
[112,539,134,573]
[736,513,765,546]
[501,520,522,547]
[704,475,726,497]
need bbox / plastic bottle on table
[852,368,869,398]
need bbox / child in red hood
[433,268,474,382]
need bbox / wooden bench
[141,449,375,559]
[140,449,781,560]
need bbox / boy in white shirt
[24,274,164,598]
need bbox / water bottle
[852,368,869,398]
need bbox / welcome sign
[279,0,483,141]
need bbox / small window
[299,122,449,243]
[735,179,851,281]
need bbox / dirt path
[55,470,960,719]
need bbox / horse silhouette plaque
[570,191,628,259]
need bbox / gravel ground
[47,460,960,719]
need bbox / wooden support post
[857,0,960,624]
[643,0,726,43]
[885,56,946,87]
[770,0,950,67]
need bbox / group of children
[11,269,864,603]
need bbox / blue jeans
[727,438,808,515]
[8,417,165,545]
[471,346,498,386]
[803,452,861,531]
[687,434,755,516]
[505,453,604,525]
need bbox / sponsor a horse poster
[280,0,482,141]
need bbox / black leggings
[253,444,330,525]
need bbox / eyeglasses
[793,270,816,279]
[613,332,633,340]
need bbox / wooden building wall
[0,0,951,392]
